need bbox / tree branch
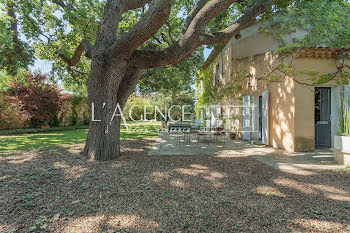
[112,0,173,54]
[94,0,125,49]
[24,15,52,42]
[58,39,92,69]
[199,0,276,44]
[117,69,143,108]
[180,0,240,44]
[160,32,171,46]
[131,0,276,69]
[7,5,29,63]
[51,0,76,11]
[125,0,153,11]
[51,0,66,9]
[181,0,210,35]
[166,22,175,44]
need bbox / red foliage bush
[9,73,72,128]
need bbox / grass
[0,121,161,153]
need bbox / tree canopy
[262,0,350,50]
[0,0,282,92]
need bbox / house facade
[202,23,350,152]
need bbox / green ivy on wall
[195,67,215,119]
[195,66,249,119]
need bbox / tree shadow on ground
[0,139,349,232]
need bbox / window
[200,79,204,94]
[215,63,220,83]
[213,59,223,86]
[218,59,223,83]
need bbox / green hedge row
[0,125,89,136]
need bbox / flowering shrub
[9,73,71,128]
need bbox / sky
[32,59,52,74]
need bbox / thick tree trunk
[83,53,127,161]
[83,52,142,161]
[78,0,274,162]
[84,81,123,161]
[84,115,122,161]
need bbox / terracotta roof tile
[297,47,350,59]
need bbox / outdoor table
[168,123,191,132]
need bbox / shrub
[123,95,154,121]
[8,73,71,128]
[69,96,88,126]
[340,96,350,136]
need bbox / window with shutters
[213,59,223,86]
[218,59,223,83]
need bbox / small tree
[9,73,71,128]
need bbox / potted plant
[333,96,350,165]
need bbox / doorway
[315,87,332,148]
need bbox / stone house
[200,23,350,152]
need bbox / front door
[315,87,332,148]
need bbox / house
[199,23,350,152]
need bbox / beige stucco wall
[230,31,281,59]
[216,49,297,151]
[292,58,350,151]
[269,77,295,151]
[213,26,350,151]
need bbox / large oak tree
[2,0,283,160]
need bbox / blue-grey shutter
[345,84,350,101]
[262,90,269,145]
[331,86,341,146]
[219,59,223,82]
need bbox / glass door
[315,87,331,148]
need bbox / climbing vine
[195,67,215,119]
[197,0,350,112]
[260,0,350,50]
[258,0,350,85]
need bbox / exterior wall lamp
[208,94,213,103]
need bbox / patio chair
[191,120,201,132]
[173,128,182,145]
[182,128,192,145]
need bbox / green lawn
[0,121,161,153]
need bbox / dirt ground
[0,139,349,232]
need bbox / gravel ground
[0,139,349,232]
